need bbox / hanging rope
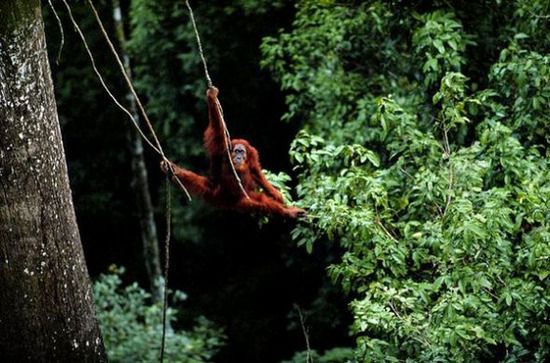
[160,178,171,362]
[88,1,162,155]
[83,3,195,361]
[59,2,189,360]
[47,0,65,64]
[60,0,162,156]
[184,0,250,200]
[59,1,255,359]
[184,0,212,88]
[86,0,192,202]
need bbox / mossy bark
[0,1,106,361]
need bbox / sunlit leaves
[412,10,473,86]
[262,0,550,361]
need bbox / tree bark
[112,0,163,301]
[0,1,106,361]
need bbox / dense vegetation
[45,1,349,361]
[43,0,549,361]
[93,267,224,361]
[262,0,550,361]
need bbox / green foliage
[283,347,356,363]
[46,1,347,360]
[412,10,473,86]
[93,266,224,362]
[263,0,550,361]
[263,169,294,203]
[223,0,286,15]
[490,43,550,143]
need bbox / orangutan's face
[232,143,247,168]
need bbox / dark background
[44,1,352,361]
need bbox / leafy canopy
[262,0,550,361]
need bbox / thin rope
[160,177,171,363]
[184,0,212,88]
[86,0,192,201]
[47,0,65,64]
[60,0,162,157]
[294,304,313,363]
[184,0,250,200]
[86,3,187,359]
[61,2,187,360]
[215,99,250,199]
[88,0,163,154]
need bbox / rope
[60,0,162,156]
[61,2,189,359]
[88,1,162,154]
[84,2,194,360]
[160,177,171,363]
[61,1,254,359]
[65,0,192,200]
[64,0,191,201]
[87,0,192,202]
[216,99,250,199]
[47,0,65,64]
[60,0,168,164]
[184,0,212,88]
[184,0,250,200]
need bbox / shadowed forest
[1,0,549,362]
[43,1,351,361]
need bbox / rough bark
[0,1,106,361]
[112,0,162,301]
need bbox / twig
[483,288,498,299]
[388,300,401,319]
[294,304,313,363]
[399,167,414,180]
[527,10,550,20]
[375,217,399,243]
[389,298,431,348]
[442,128,453,216]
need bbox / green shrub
[93,266,224,362]
[283,347,356,363]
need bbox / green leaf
[434,39,445,54]
[424,57,438,72]
[448,39,458,50]
[306,240,313,254]
[514,33,529,39]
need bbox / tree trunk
[112,0,163,301]
[0,1,106,361]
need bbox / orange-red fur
[163,87,305,218]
